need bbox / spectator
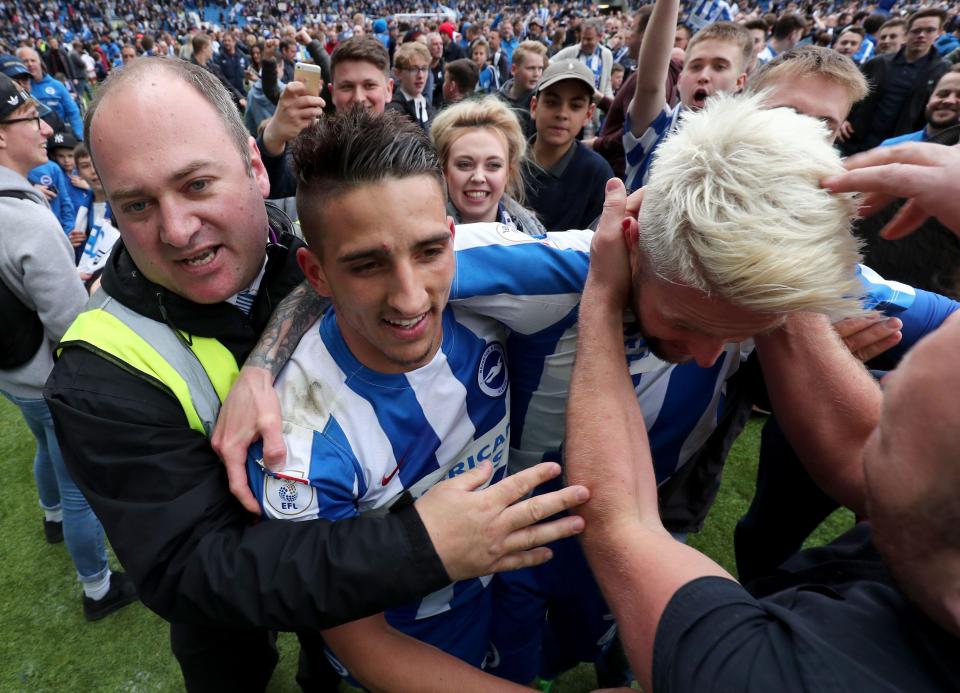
[843,8,951,153]
[674,23,692,50]
[852,12,887,64]
[439,22,464,62]
[45,130,88,256]
[743,18,769,74]
[73,143,119,283]
[387,41,434,132]
[216,32,247,95]
[834,26,865,59]
[609,62,625,94]
[442,58,479,106]
[469,38,498,94]
[426,32,445,110]
[0,72,136,621]
[27,156,75,238]
[876,18,908,56]
[757,12,805,65]
[431,96,545,234]
[625,0,751,191]
[488,29,511,86]
[278,37,298,82]
[880,65,960,146]
[14,46,82,139]
[522,60,614,231]
[551,18,615,98]
[191,33,246,111]
[588,6,682,178]
[116,43,137,68]
[496,40,547,138]
[525,17,549,48]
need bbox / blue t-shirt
[27,161,76,235]
[879,129,926,147]
[624,103,683,192]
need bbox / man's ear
[735,70,748,93]
[248,136,271,198]
[530,93,538,118]
[385,77,394,102]
[296,246,332,298]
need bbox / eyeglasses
[0,115,42,130]
[401,66,429,75]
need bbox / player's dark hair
[292,108,445,249]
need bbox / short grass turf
[0,397,852,692]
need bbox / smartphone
[293,62,322,97]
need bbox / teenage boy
[496,40,547,138]
[387,41,434,132]
[624,0,752,191]
[73,143,119,282]
[523,60,614,231]
[442,58,480,105]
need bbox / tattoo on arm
[247,281,327,378]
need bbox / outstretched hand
[415,461,589,581]
[823,142,960,239]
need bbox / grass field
[0,397,853,692]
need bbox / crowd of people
[2,0,960,690]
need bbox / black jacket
[385,90,434,132]
[45,209,448,631]
[845,47,950,154]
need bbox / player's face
[513,55,545,92]
[761,75,853,143]
[299,176,455,374]
[629,262,783,368]
[925,72,960,130]
[332,60,393,113]
[90,73,271,304]
[445,128,509,224]
[862,316,960,638]
[679,39,747,110]
[834,31,862,57]
[531,81,595,148]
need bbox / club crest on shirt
[495,223,537,244]
[478,342,507,398]
[264,471,316,518]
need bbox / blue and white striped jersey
[623,104,683,193]
[246,223,590,627]
[687,0,736,31]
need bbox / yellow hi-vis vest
[58,290,238,436]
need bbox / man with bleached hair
[567,115,960,693]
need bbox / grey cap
[536,59,596,94]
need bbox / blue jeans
[4,392,109,584]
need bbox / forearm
[247,280,325,378]
[755,312,880,515]
[629,0,677,127]
[566,281,731,690]
[325,617,526,693]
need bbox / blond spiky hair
[639,92,865,319]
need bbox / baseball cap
[536,59,596,95]
[0,73,51,122]
[0,54,30,79]
[47,130,78,151]
[528,17,544,27]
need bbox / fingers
[503,483,588,536]
[881,198,931,240]
[486,547,554,573]
[260,425,287,472]
[481,461,560,505]
[624,186,645,219]
[836,316,902,361]
[841,141,952,173]
[225,452,262,515]
[436,459,495,492]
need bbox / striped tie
[234,288,256,316]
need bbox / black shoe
[83,571,139,621]
[43,519,63,544]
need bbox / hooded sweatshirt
[0,165,87,398]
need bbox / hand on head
[823,142,960,239]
